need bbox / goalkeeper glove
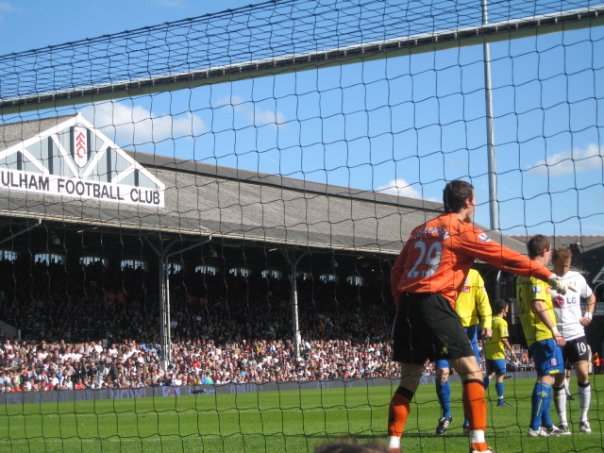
[548,275,575,295]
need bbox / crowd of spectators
[0,259,527,392]
[0,337,398,392]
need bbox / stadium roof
[0,114,525,255]
[508,235,604,254]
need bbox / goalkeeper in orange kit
[387,179,573,453]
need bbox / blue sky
[0,0,603,237]
[0,0,254,53]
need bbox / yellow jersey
[484,315,508,360]
[516,276,555,347]
[454,269,492,329]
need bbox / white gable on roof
[0,114,165,208]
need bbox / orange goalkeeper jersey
[391,213,552,308]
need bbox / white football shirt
[551,270,594,341]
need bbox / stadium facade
[0,113,602,358]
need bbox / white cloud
[0,1,20,22]
[376,178,424,199]
[527,143,603,176]
[219,95,286,127]
[251,107,286,126]
[0,1,17,13]
[81,102,206,147]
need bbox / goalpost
[0,1,603,452]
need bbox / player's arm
[580,292,596,327]
[502,338,514,356]
[500,335,514,357]
[456,228,552,282]
[532,298,565,347]
[458,228,575,294]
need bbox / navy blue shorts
[436,324,481,369]
[392,292,474,365]
[563,337,590,368]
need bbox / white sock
[470,430,485,444]
[554,386,568,425]
[564,377,571,396]
[578,382,591,422]
[388,436,400,449]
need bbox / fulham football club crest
[71,126,89,168]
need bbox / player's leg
[539,375,558,433]
[420,294,492,452]
[529,375,555,435]
[553,371,569,432]
[563,368,573,399]
[462,324,480,431]
[537,340,564,435]
[388,293,433,452]
[451,355,490,452]
[466,324,481,363]
[435,359,452,434]
[554,342,572,432]
[388,363,423,451]
[528,340,562,436]
[573,339,592,432]
[575,360,592,432]
[493,359,510,406]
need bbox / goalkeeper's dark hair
[443,180,474,213]
[527,234,551,259]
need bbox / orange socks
[388,386,413,437]
[463,379,488,451]
[463,379,487,431]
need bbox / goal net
[0,1,602,452]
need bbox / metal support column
[290,268,302,358]
[145,235,213,371]
[282,250,309,358]
[158,254,171,369]
[482,0,500,231]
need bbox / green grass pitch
[1,375,602,452]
